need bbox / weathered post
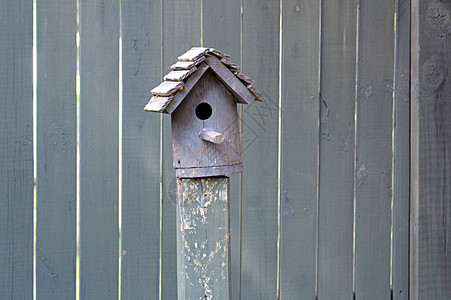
[144,47,264,299]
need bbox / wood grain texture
[36,0,77,298]
[202,3,242,295]
[171,70,241,173]
[165,63,209,114]
[411,0,451,298]
[392,0,411,299]
[280,0,320,299]
[162,1,202,298]
[354,1,395,298]
[176,177,231,299]
[241,1,279,298]
[145,96,174,113]
[79,0,119,298]
[410,1,420,297]
[0,1,33,298]
[205,56,255,104]
[164,68,196,82]
[317,0,357,299]
[151,80,184,97]
[199,129,224,145]
[171,60,198,71]
[121,0,161,299]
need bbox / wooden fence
[1,0,449,299]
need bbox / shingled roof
[144,47,264,114]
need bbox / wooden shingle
[177,47,210,62]
[163,68,196,82]
[144,96,174,112]
[151,81,183,97]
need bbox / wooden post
[176,177,231,299]
[145,47,263,299]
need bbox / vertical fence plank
[0,1,33,299]
[354,0,395,298]
[162,1,202,298]
[317,0,357,299]
[392,0,411,299]
[79,0,120,298]
[241,1,279,299]
[121,0,161,299]
[203,0,241,60]
[280,0,320,299]
[36,0,77,299]
[202,1,241,299]
[411,0,451,298]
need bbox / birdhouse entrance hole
[195,102,212,120]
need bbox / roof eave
[205,56,255,105]
[164,63,210,114]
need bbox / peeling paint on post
[176,177,231,299]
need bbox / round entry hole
[195,102,212,120]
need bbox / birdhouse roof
[144,47,264,114]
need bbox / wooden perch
[199,129,224,144]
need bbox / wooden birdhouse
[144,47,264,178]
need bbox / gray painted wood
[164,69,196,82]
[176,177,231,299]
[199,129,225,145]
[410,3,420,297]
[241,1,279,298]
[0,1,33,298]
[171,70,242,174]
[36,0,77,298]
[202,2,242,296]
[165,63,209,114]
[317,0,357,299]
[79,0,119,298]
[205,56,255,105]
[354,1,395,298]
[411,0,451,298]
[178,47,209,62]
[162,1,202,298]
[151,80,184,97]
[145,96,174,113]
[171,61,198,71]
[392,0,411,299]
[121,0,161,298]
[280,0,320,299]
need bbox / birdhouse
[144,47,264,178]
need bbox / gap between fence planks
[162,1,202,298]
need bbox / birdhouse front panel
[171,69,242,178]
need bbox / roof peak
[144,47,264,114]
